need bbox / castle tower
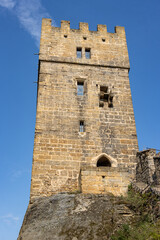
[30,19,138,201]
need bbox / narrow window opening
[64,35,68,38]
[83,37,87,40]
[102,176,105,179]
[97,156,111,167]
[99,86,114,108]
[108,92,114,108]
[77,47,82,58]
[102,38,105,42]
[100,86,108,93]
[85,48,91,59]
[77,81,84,96]
[99,86,108,104]
[79,121,84,132]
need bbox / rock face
[18,194,133,240]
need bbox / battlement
[39,18,130,69]
[42,18,125,35]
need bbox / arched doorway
[92,153,117,168]
[97,156,111,167]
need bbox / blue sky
[0,0,160,239]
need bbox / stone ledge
[81,166,130,173]
[39,57,130,70]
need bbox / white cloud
[16,0,51,47]
[0,214,19,225]
[0,0,53,47]
[11,169,30,181]
[12,169,24,178]
[0,0,16,9]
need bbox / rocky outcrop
[18,194,133,240]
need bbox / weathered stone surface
[133,149,160,195]
[39,19,130,68]
[154,154,160,185]
[18,194,133,240]
[136,149,156,184]
[30,19,138,200]
[81,166,131,195]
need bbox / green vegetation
[111,220,160,240]
[111,185,160,240]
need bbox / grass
[111,185,160,240]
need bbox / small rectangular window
[77,82,84,96]
[85,48,91,59]
[77,47,82,58]
[79,121,84,132]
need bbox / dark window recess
[102,38,106,42]
[77,82,84,96]
[99,86,108,107]
[77,47,82,58]
[97,156,111,167]
[79,121,84,132]
[108,93,114,108]
[100,86,108,101]
[85,48,91,59]
[64,35,67,38]
[83,37,87,40]
[99,85,114,108]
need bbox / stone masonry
[30,19,139,201]
[81,166,130,196]
[136,149,156,184]
[154,153,160,185]
[133,149,160,195]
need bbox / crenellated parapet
[41,18,126,34]
[39,19,130,69]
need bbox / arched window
[97,156,111,167]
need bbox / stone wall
[30,19,138,201]
[154,154,160,185]
[136,149,156,184]
[39,19,130,68]
[133,149,160,196]
[81,166,131,196]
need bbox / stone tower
[30,19,138,201]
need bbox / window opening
[100,86,108,101]
[64,35,68,38]
[99,86,114,108]
[102,38,106,42]
[97,156,111,167]
[85,48,91,59]
[77,47,82,58]
[99,86,108,107]
[83,37,87,40]
[79,121,84,132]
[108,92,114,108]
[77,82,84,96]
